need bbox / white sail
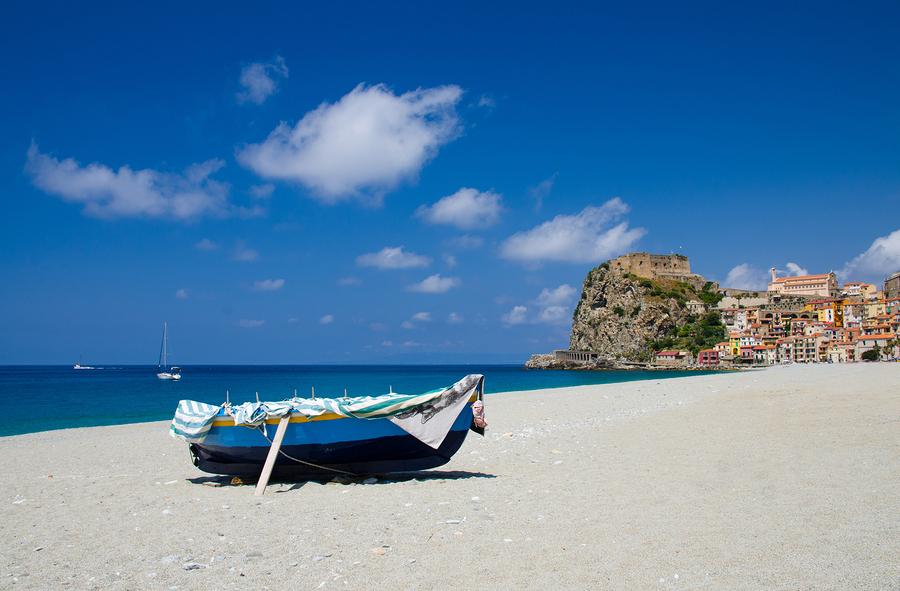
[157,322,181,380]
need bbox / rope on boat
[257,425,358,477]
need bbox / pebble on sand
[182,562,205,571]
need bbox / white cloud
[446,235,484,250]
[175,288,189,300]
[233,242,259,262]
[26,144,232,220]
[195,238,217,251]
[416,188,502,229]
[319,314,334,325]
[447,312,464,324]
[337,276,362,286]
[477,95,496,109]
[536,284,576,306]
[402,312,431,329]
[237,319,265,328]
[249,183,275,199]
[288,317,300,324]
[840,229,900,280]
[237,84,461,201]
[500,285,578,327]
[252,278,285,292]
[443,254,457,268]
[534,284,577,325]
[236,56,288,105]
[356,246,431,270]
[499,198,645,264]
[785,262,808,276]
[724,263,769,291]
[529,173,557,211]
[501,305,528,326]
[538,306,569,324]
[407,274,460,294]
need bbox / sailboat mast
[163,321,168,368]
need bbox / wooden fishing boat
[170,374,486,480]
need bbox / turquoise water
[0,365,712,437]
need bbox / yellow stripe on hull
[210,393,478,428]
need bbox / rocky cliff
[567,263,697,362]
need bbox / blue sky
[2,1,899,364]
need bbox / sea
[0,365,711,437]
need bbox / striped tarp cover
[169,374,482,443]
[170,399,223,442]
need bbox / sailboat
[157,322,182,380]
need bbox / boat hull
[190,404,474,478]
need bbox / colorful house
[713,341,730,359]
[856,334,896,358]
[842,282,877,299]
[697,349,719,367]
[762,345,778,365]
[728,332,742,356]
[803,299,844,326]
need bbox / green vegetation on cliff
[648,311,726,355]
[569,261,726,361]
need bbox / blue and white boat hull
[174,374,487,478]
[190,404,475,478]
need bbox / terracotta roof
[770,273,832,284]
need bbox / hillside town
[532,253,900,371]
[666,268,900,367]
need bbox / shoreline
[2,364,898,589]
[0,367,722,439]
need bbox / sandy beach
[1,363,898,590]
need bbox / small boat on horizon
[170,374,487,480]
[156,321,181,381]
[73,356,94,370]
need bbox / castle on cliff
[609,252,711,290]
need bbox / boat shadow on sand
[188,470,496,491]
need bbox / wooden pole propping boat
[254,416,290,496]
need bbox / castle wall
[886,272,900,299]
[610,253,692,279]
